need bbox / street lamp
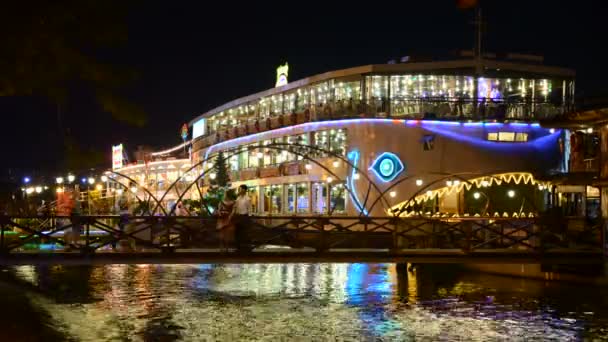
[507,190,516,198]
[88,177,95,185]
[23,177,31,184]
[473,191,490,216]
[101,175,108,182]
[67,175,75,183]
[35,186,42,194]
[56,177,64,184]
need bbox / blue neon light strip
[347,150,368,216]
[203,119,552,154]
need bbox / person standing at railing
[112,194,130,251]
[231,184,252,252]
[217,190,236,251]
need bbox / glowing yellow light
[95,184,103,191]
[389,191,397,198]
[56,187,64,193]
[101,175,108,182]
[209,173,217,180]
[56,177,64,184]
[473,192,481,199]
[326,177,333,183]
[415,179,423,186]
[353,173,360,180]
[332,160,340,168]
[507,190,515,198]
[305,164,312,170]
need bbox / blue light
[369,152,405,183]
[81,178,86,183]
[23,177,30,184]
[346,150,368,216]
[379,159,394,177]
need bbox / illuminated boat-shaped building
[185,56,575,217]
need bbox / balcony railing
[192,98,567,151]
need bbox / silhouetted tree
[0,1,145,126]
[214,151,230,187]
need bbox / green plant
[214,151,231,187]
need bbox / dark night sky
[2,0,606,175]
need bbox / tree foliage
[214,151,231,187]
[0,1,145,126]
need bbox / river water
[0,263,607,341]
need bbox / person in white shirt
[231,184,252,251]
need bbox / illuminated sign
[275,63,289,87]
[192,119,206,139]
[180,123,188,141]
[369,152,405,182]
[112,144,123,170]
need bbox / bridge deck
[0,215,604,264]
[0,248,603,265]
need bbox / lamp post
[473,191,490,216]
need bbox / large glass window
[295,133,309,160]
[229,154,239,171]
[366,76,388,115]
[314,131,329,156]
[312,182,328,214]
[297,182,309,214]
[248,144,261,168]
[286,184,296,214]
[247,186,258,214]
[262,140,273,166]
[329,129,346,156]
[330,183,346,214]
[238,146,249,169]
[296,87,310,112]
[266,184,282,214]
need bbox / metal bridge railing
[0,215,603,256]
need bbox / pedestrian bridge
[0,215,604,265]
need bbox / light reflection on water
[1,263,608,341]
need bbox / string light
[390,172,551,215]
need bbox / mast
[473,3,483,118]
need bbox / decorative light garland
[389,172,551,216]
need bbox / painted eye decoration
[369,152,405,182]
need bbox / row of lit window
[206,75,569,131]
[487,132,528,142]
[246,181,346,215]
[209,129,347,172]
